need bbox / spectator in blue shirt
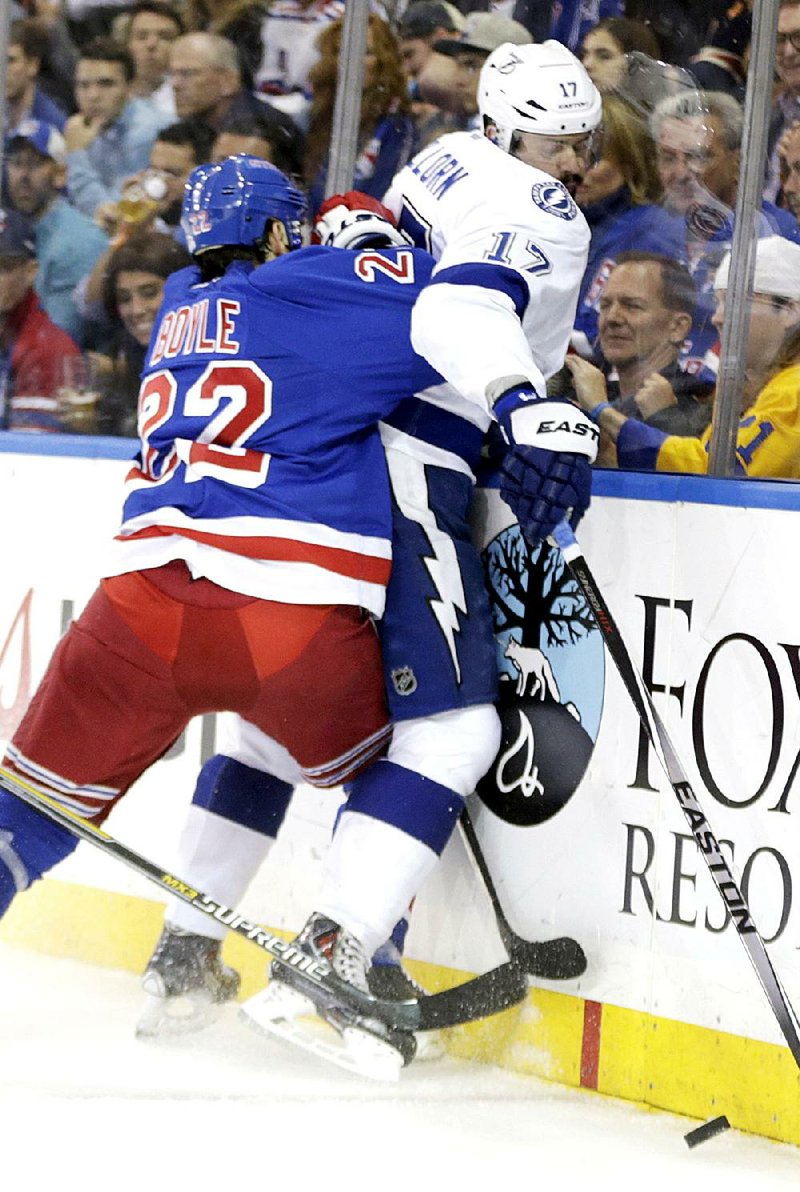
[64,37,171,219]
[6,19,68,134]
[5,118,108,347]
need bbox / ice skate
[368,959,444,1062]
[241,912,417,1080]
[137,924,241,1038]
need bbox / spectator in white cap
[0,207,81,434]
[5,118,109,347]
[415,11,532,138]
[576,236,800,477]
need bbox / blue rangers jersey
[105,244,441,617]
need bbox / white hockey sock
[166,805,274,940]
[317,809,438,957]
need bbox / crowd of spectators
[2,0,800,477]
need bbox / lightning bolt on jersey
[106,245,441,617]
[384,130,592,411]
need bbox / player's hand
[312,190,399,247]
[492,387,597,543]
[499,444,592,545]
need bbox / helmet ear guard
[479,40,602,154]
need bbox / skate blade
[241,985,404,1082]
[413,1031,445,1062]
[136,990,223,1039]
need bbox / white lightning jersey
[383,130,591,416]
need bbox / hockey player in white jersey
[384,39,603,545]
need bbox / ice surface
[1,942,798,1190]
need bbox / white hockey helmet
[479,40,603,153]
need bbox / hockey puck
[684,1115,731,1148]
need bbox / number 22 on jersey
[133,360,273,489]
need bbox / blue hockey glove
[500,445,592,544]
[493,386,598,545]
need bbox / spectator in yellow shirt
[568,236,800,477]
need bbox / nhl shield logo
[391,666,418,696]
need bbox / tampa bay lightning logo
[686,201,729,240]
[531,181,577,221]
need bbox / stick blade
[507,934,587,980]
[414,961,528,1030]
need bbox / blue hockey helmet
[182,155,306,256]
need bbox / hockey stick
[549,521,800,1068]
[0,764,527,1032]
[460,807,587,979]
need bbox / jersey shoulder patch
[531,180,577,222]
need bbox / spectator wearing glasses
[766,0,800,201]
[168,32,301,176]
[651,88,800,381]
[64,38,171,219]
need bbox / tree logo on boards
[477,528,604,825]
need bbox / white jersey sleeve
[383,131,591,413]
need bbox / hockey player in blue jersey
[0,159,488,1068]
[138,191,505,1071]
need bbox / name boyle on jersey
[150,297,242,365]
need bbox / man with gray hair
[649,88,800,378]
[168,33,301,175]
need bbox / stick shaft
[0,763,526,1031]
